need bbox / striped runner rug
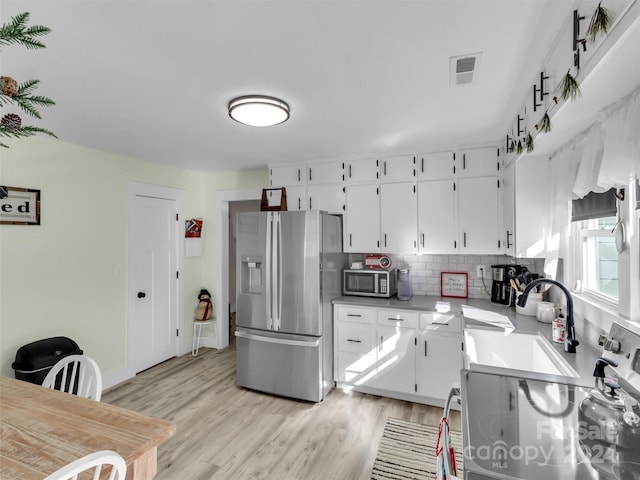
[371,417,463,480]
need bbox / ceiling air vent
[450,52,482,87]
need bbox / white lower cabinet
[415,330,462,400]
[334,305,462,405]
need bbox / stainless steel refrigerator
[235,210,344,402]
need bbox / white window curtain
[599,87,640,188]
[570,86,640,198]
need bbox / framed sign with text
[441,271,468,298]
[0,187,41,225]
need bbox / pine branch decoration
[560,70,582,101]
[0,12,50,49]
[0,12,56,147]
[539,112,552,133]
[587,2,613,42]
[525,134,534,153]
[12,80,56,119]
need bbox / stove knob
[604,338,621,353]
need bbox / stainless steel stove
[461,322,640,480]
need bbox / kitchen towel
[371,417,463,480]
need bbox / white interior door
[128,187,180,373]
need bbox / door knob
[137,291,146,299]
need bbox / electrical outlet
[476,265,486,278]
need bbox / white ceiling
[2,0,637,172]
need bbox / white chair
[43,450,126,480]
[42,354,103,401]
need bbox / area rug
[371,417,463,480]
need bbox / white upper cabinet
[344,158,379,184]
[418,179,457,254]
[457,176,501,254]
[379,155,417,182]
[307,184,345,214]
[269,165,304,186]
[417,151,456,180]
[306,161,344,185]
[282,186,306,211]
[504,156,551,258]
[380,182,417,253]
[501,160,516,256]
[344,183,380,252]
[457,146,499,178]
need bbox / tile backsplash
[346,253,545,299]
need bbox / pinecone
[1,113,22,129]
[0,76,18,97]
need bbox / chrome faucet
[516,278,580,353]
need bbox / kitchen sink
[464,327,579,378]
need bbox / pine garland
[587,2,613,42]
[0,12,56,147]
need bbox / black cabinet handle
[137,292,146,299]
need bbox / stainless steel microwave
[343,268,397,298]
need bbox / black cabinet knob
[137,291,146,299]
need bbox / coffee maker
[491,264,523,306]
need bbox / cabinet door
[380,155,416,182]
[514,155,550,258]
[307,161,344,185]
[278,185,306,211]
[345,158,379,184]
[269,165,304,186]
[502,160,515,256]
[344,184,379,252]
[380,182,417,253]
[417,151,455,180]
[307,184,344,214]
[374,325,416,395]
[417,180,457,254]
[458,176,500,254]
[416,331,462,401]
[457,147,499,178]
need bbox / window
[572,188,619,303]
[578,216,618,300]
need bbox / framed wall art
[0,186,41,225]
[441,271,468,298]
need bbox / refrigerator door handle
[235,330,320,348]
[265,212,273,330]
[274,212,282,331]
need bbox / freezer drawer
[235,329,326,402]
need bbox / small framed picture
[441,272,468,298]
[0,186,40,225]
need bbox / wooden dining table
[0,376,176,480]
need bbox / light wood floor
[102,346,461,480]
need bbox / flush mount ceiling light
[228,95,290,127]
